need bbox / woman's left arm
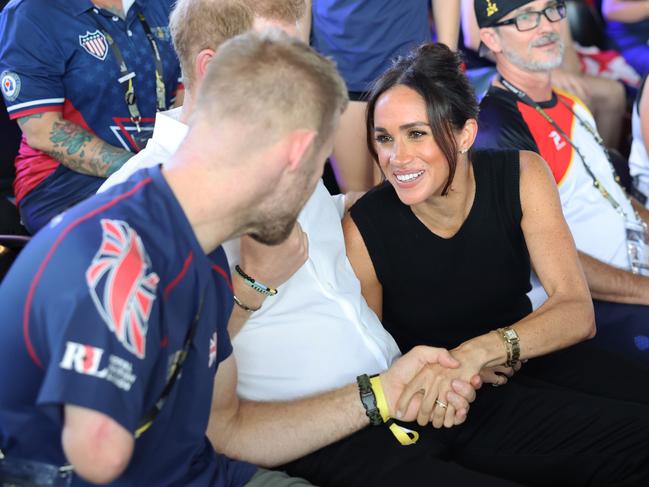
[397,151,594,428]
[452,150,595,369]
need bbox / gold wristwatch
[497,326,520,367]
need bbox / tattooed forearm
[50,120,92,156]
[100,144,132,176]
[17,113,44,128]
[46,119,132,177]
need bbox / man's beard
[248,214,297,245]
[247,146,322,245]
[248,166,314,245]
[502,33,564,72]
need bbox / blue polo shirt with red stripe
[310,0,431,92]
[0,166,256,486]
[0,0,181,208]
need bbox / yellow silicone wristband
[369,375,419,446]
[369,375,390,422]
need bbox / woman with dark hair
[342,42,649,485]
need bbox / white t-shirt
[629,92,649,207]
[526,94,636,308]
[99,107,401,400]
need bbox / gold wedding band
[435,399,448,409]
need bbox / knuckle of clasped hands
[398,362,475,430]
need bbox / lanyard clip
[131,115,142,132]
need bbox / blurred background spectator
[0,0,182,234]
[630,75,649,204]
[460,0,628,149]
[602,0,649,78]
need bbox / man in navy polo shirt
[0,0,182,234]
[0,32,347,486]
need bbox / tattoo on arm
[46,119,132,177]
[17,113,44,128]
[99,144,133,176]
[50,121,92,156]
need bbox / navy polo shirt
[0,0,182,203]
[310,0,431,92]
[0,166,256,486]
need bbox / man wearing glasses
[474,0,649,366]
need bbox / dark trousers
[281,343,649,487]
[590,299,649,367]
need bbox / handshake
[376,345,520,430]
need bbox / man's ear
[284,128,318,172]
[479,27,502,54]
[194,48,216,81]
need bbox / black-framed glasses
[493,3,567,32]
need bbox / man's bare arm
[62,404,134,484]
[227,224,309,338]
[208,347,476,468]
[579,251,649,304]
[17,112,132,177]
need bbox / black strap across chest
[88,8,167,132]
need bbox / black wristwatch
[356,374,382,426]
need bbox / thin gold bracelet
[233,295,261,313]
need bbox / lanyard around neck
[499,76,629,218]
[90,9,167,132]
[134,290,205,439]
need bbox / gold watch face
[504,329,518,341]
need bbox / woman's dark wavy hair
[365,43,479,195]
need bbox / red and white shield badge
[86,219,160,359]
[79,30,108,61]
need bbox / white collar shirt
[97,106,401,401]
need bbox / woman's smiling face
[372,85,452,206]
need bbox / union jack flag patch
[79,30,108,61]
[208,332,217,368]
[86,219,160,359]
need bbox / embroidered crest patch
[1,71,21,102]
[79,30,109,61]
[86,219,160,359]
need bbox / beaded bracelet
[234,265,278,296]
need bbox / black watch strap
[357,374,382,426]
